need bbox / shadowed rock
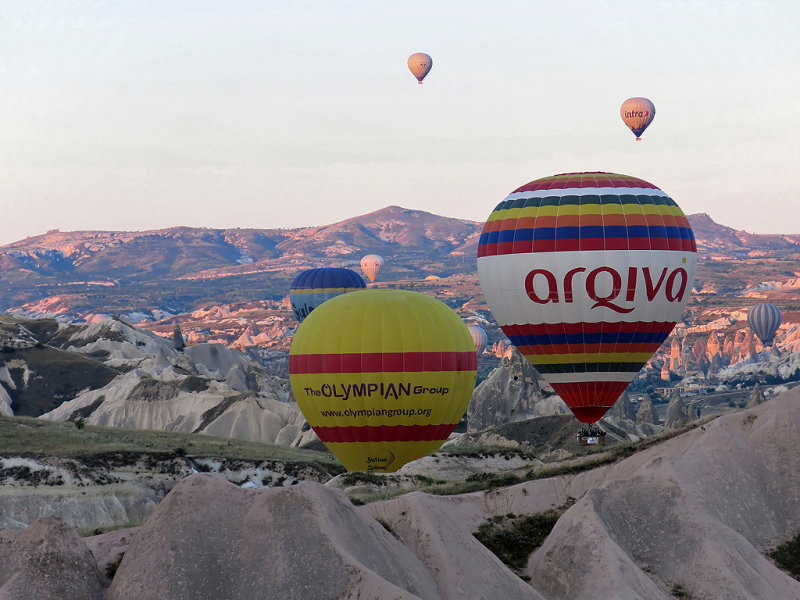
[107,475,442,600]
[664,389,690,429]
[468,349,568,432]
[0,516,104,600]
[635,394,659,426]
[746,383,767,408]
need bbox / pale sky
[1,0,799,245]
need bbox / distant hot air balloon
[289,268,366,322]
[620,97,656,140]
[360,254,384,283]
[407,52,432,84]
[289,289,477,472]
[466,325,488,355]
[477,172,697,423]
[747,302,782,346]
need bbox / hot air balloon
[620,97,655,140]
[360,254,384,283]
[477,172,697,424]
[408,52,432,84]
[466,325,488,355]
[289,289,477,472]
[289,268,366,322]
[747,302,782,347]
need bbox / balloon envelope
[466,325,488,354]
[289,268,365,322]
[408,52,432,83]
[477,172,697,423]
[620,97,655,140]
[360,254,384,283]
[289,289,477,472]
[747,302,782,346]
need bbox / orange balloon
[620,97,655,140]
[408,53,432,84]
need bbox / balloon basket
[577,424,606,446]
[635,137,642,141]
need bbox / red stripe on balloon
[550,380,631,423]
[479,236,695,257]
[515,341,665,356]
[289,351,477,374]
[512,174,659,194]
[314,423,457,443]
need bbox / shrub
[473,510,561,574]
[768,531,800,580]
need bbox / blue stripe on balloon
[507,330,671,347]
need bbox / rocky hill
[2,386,799,599]
[0,314,318,448]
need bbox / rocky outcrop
[0,516,104,599]
[635,394,659,426]
[107,475,445,600]
[3,389,800,599]
[610,392,636,422]
[467,349,569,432]
[746,383,767,408]
[664,389,690,429]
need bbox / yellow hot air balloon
[289,289,477,472]
[360,254,384,283]
[620,97,655,140]
[408,52,432,84]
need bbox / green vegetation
[670,583,688,597]
[346,421,705,505]
[768,531,800,581]
[0,414,343,473]
[473,510,562,578]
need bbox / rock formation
[746,383,767,408]
[635,394,659,426]
[3,388,800,599]
[0,516,104,599]
[664,389,690,429]
[609,392,637,422]
[467,349,569,432]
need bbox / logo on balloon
[366,450,395,472]
[523,265,689,313]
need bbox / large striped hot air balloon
[747,302,782,347]
[477,172,697,423]
[289,289,477,472]
[620,97,656,140]
[407,52,432,84]
[289,268,366,322]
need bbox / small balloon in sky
[620,97,656,140]
[408,52,432,84]
[360,254,384,283]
